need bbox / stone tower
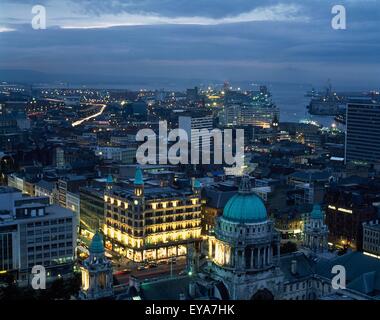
[79,232,113,300]
[303,204,329,255]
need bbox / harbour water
[268,82,340,128]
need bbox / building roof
[35,180,54,192]
[89,232,105,255]
[280,252,316,281]
[223,193,267,223]
[139,276,191,300]
[134,167,144,185]
[194,180,201,189]
[311,204,323,219]
[202,187,237,209]
[106,174,113,184]
[222,176,267,223]
[289,170,331,182]
[315,252,380,299]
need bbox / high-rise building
[0,187,76,284]
[178,114,215,164]
[178,114,214,145]
[345,102,380,164]
[103,168,202,262]
[224,103,279,128]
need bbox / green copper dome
[89,232,105,254]
[194,179,201,188]
[106,174,113,184]
[134,167,144,185]
[311,204,323,219]
[222,176,267,223]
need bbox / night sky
[0,0,379,88]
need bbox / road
[114,260,187,285]
[72,103,106,127]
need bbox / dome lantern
[222,175,267,223]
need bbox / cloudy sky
[0,0,379,89]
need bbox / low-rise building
[362,220,380,258]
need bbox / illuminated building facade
[206,176,283,299]
[189,177,377,300]
[224,103,279,129]
[103,168,202,262]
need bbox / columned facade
[204,176,284,300]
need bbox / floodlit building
[103,168,202,262]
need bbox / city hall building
[103,168,202,262]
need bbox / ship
[307,81,380,117]
[306,81,345,116]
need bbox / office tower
[178,114,214,145]
[345,102,380,163]
[0,186,76,284]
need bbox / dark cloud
[0,0,379,88]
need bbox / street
[114,258,187,285]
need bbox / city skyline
[1,0,380,304]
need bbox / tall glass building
[345,102,380,164]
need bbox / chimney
[291,260,297,275]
